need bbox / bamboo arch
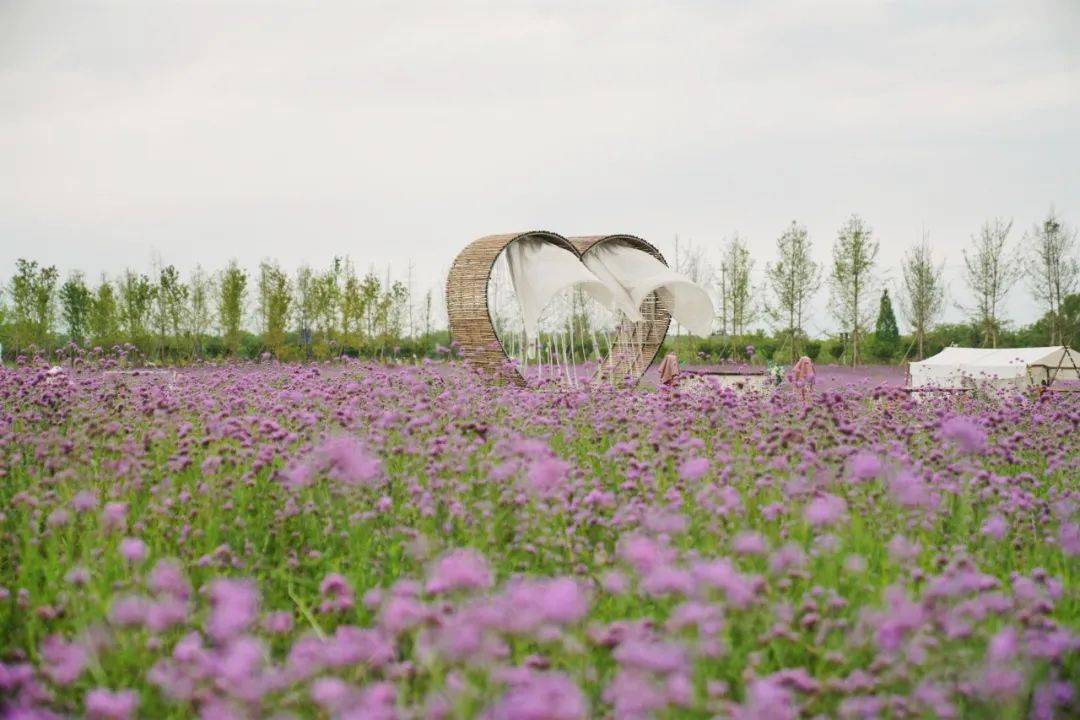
[445,231,672,387]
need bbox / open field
[1,360,1077,719]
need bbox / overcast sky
[2,0,1078,333]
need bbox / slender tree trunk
[851,276,859,366]
[788,306,795,363]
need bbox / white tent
[908,346,1080,390]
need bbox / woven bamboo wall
[571,235,672,385]
[446,232,672,388]
[446,231,573,386]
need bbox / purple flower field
[1,359,1078,719]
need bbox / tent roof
[914,347,990,365]
[912,346,1073,367]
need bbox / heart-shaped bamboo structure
[446,231,672,387]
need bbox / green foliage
[310,258,342,346]
[340,260,367,350]
[239,330,265,359]
[767,221,822,362]
[719,234,756,339]
[962,219,1017,348]
[4,246,1079,367]
[258,261,293,356]
[118,270,156,354]
[924,323,982,356]
[864,334,897,362]
[872,289,900,360]
[154,265,189,361]
[830,215,880,365]
[899,237,946,360]
[1057,293,1080,347]
[1022,210,1079,345]
[218,260,248,355]
[7,258,59,353]
[88,278,120,348]
[59,272,92,346]
[187,266,215,358]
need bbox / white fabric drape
[505,237,615,342]
[583,242,714,336]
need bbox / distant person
[790,355,816,401]
[658,352,680,386]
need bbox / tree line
[672,209,1079,364]
[0,258,445,363]
[1,208,1077,365]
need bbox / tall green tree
[766,221,822,362]
[383,279,410,341]
[7,263,32,354]
[8,259,59,353]
[1056,293,1080,347]
[1023,210,1079,346]
[31,263,59,351]
[829,215,879,365]
[258,260,293,356]
[294,265,317,358]
[118,270,156,353]
[218,261,248,356]
[719,235,756,343]
[310,258,342,350]
[59,272,93,346]
[187,266,214,358]
[0,293,8,358]
[872,289,900,359]
[153,265,188,361]
[899,235,946,360]
[340,258,369,351]
[88,277,120,349]
[0,290,8,354]
[961,219,1016,348]
[421,288,434,339]
[360,270,382,341]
